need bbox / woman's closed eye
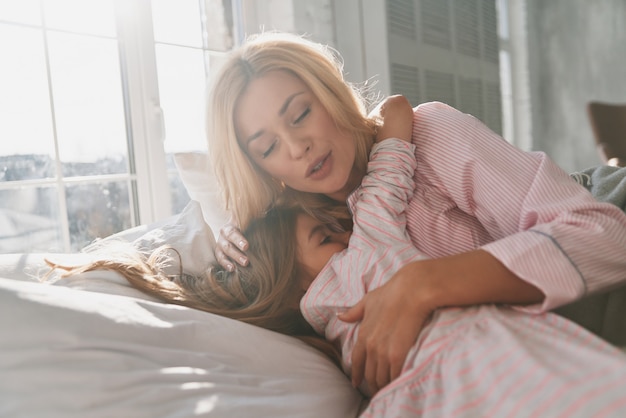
[292,106,311,125]
[262,141,276,159]
[260,108,310,158]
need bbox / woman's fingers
[216,224,249,269]
[339,261,436,394]
[376,359,391,394]
[337,300,365,323]
[389,352,404,383]
[350,339,366,388]
[223,224,249,251]
[364,350,379,393]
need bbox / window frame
[115,0,171,225]
[0,0,230,253]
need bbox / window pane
[66,181,132,250]
[47,31,128,176]
[0,187,63,253]
[156,44,208,153]
[0,154,55,182]
[206,50,229,80]
[42,0,116,37]
[204,0,234,51]
[166,154,191,215]
[151,0,203,47]
[0,0,42,25]
[0,24,55,169]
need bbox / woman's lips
[306,152,332,180]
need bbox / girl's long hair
[46,207,340,365]
[207,31,379,229]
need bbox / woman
[208,31,626,393]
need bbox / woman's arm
[341,101,626,393]
[412,102,626,308]
[340,249,543,391]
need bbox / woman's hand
[215,223,249,271]
[338,261,437,394]
[338,250,544,394]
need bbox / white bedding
[0,202,365,417]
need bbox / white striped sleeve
[413,102,626,311]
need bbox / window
[0,0,233,253]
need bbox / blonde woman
[209,32,626,393]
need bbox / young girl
[50,98,626,417]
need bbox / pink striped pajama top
[300,102,626,417]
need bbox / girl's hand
[215,223,249,271]
[372,95,414,143]
[338,261,437,394]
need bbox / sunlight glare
[42,0,116,37]
[0,0,41,25]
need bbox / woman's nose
[286,135,311,159]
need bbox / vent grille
[459,77,484,121]
[454,0,480,58]
[391,63,420,106]
[481,0,499,63]
[421,0,451,49]
[485,82,502,134]
[387,0,417,39]
[425,70,456,107]
[385,0,501,133]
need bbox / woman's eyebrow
[245,91,305,145]
[279,91,305,115]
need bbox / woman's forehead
[234,70,309,136]
[241,70,307,107]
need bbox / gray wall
[526,0,626,172]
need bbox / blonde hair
[207,32,378,229]
[47,207,340,364]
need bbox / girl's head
[208,32,378,228]
[294,208,351,290]
[196,206,349,328]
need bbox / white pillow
[128,199,217,277]
[0,201,365,417]
[0,278,364,418]
[174,152,230,235]
[41,201,216,289]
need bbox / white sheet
[0,202,365,417]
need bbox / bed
[0,200,366,417]
[2,154,625,417]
